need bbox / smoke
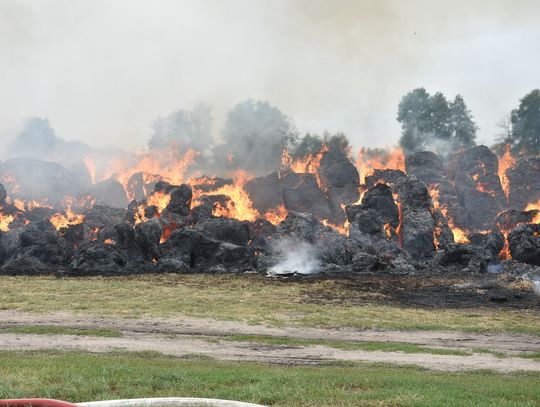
[1,0,540,151]
[269,238,321,276]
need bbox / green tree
[216,99,296,174]
[509,89,540,154]
[397,88,433,153]
[450,95,477,148]
[397,88,477,154]
[149,104,213,152]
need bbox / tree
[397,88,477,155]
[9,117,58,157]
[216,99,296,174]
[148,104,213,152]
[450,95,477,149]
[509,89,540,154]
[397,88,433,153]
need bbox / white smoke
[269,238,321,275]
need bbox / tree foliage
[397,88,477,155]
[508,89,540,154]
[148,104,213,152]
[216,99,296,174]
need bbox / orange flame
[263,204,288,225]
[0,213,14,232]
[356,147,405,184]
[525,199,540,224]
[192,170,260,222]
[498,145,515,203]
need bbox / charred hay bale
[164,184,192,216]
[83,205,126,229]
[97,221,138,251]
[281,172,333,221]
[127,172,162,201]
[395,176,436,258]
[90,179,129,208]
[276,211,320,242]
[161,228,252,272]
[469,230,505,261]
[433,209,454,249]
[448,145,506,230]
[2,220,70,274]
[244,172,283,215]
[358,183,399,227]
[437,243,492,273]
[406,151,469,228]
[195,218,250,246]
[69,241,131,275]
[364,169,406,189]
[317,151,360,223]
[506,156,540,210]
[345,184,400,252]
[0,158,82,207]
[405,151,445,185]
[0,183,6,203]
[135,218,162,261]
[190,194,232,224]
[508,223,540,266]
[494,209,539,231]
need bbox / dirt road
[0,311,538,372]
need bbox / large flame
[192,170,260,222]
[85,147,199,200]
[498,145,515,203]
[356,147,405,184]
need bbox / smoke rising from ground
[269,238,321,276]
[1,0,540,151]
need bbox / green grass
[0,325,122,337]
[0,274,538,335]
[0,351,538,406]
[221,334,471,356]
[517,352,540,361]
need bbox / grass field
[0,351,538,406]
[0,274,538,335]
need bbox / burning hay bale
[448,145,506,230]
[0,134,539,280]
[508,223,540,266]
[281,171,333,221]
[394,176,437,258]
[244,172,283,215]
[506,156,540,210]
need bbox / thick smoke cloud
[0,0,539,151]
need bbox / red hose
[0,399,78,407]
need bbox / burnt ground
[288,272,539,310]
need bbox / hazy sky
[1,0,539,150]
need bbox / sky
[0,0,539,150]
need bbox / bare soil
[0,311,538,373]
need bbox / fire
[447,218,469,244]
[498,145,515,202]
[281,145,329,190]
[134,204,148,225]
[525,199,540,224]
[0,213,14,232]
[104,238,116,245]
[193,170,260,222]
[383,223,392,239]
[86,147,199,200]
[322,218,349,236]
[263,204,288,225]
[356,147,405,184]
[146,191,171,213]
[49,207,85,230]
